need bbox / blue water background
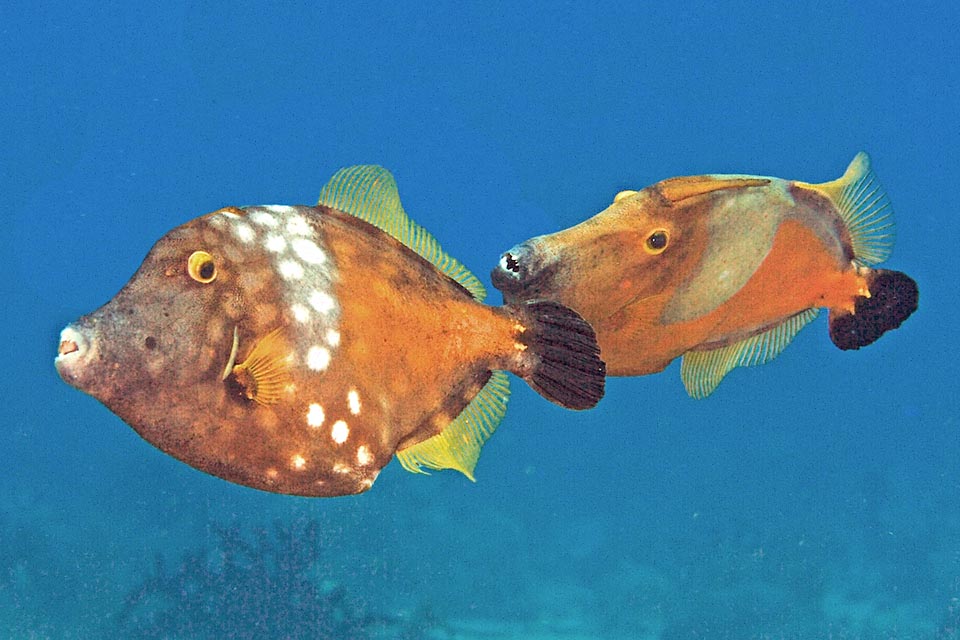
[3,3,958,637]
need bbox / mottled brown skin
[57,206,531,497]
[493,176,875,377]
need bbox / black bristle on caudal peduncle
[518,300,606,410]
[829,269,918,351]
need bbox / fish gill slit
[221,326,240,380]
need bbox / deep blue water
[4,3,958,638]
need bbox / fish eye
[614,189,638,203]
[187,250,217,283]
[644,229,669,255]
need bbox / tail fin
[514,300,605,409]
[829,269,918,350]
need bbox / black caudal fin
[829,269,918,350]
[515,300,605,409]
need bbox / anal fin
[680,309,819,398]
[396,371,510,480]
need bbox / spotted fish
[492,153,918,398]
[56,166,605,497]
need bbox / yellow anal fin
[230,327,293,405]
[317,165,487,301]
[396,371,510,480]
[800,152,894,266]
[656,176,770,205]
[680,309,819,398]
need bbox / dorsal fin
[395,371,510,480]
[656,176,770,205]
[679,308,819,398]
[804,152,893,266]
[318,165,486,300]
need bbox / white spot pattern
[306,403,325,428]
[331,420,349,444]
[263,205,296,215]
[239,206,341,389]
[250,210,278,227]
[234,222,255,243]
[286,215,311,236]
[356,445,374,466]
[265,234,287,253]
[306,345,331,371]
[347,389,361,415]
[291,304,310,323]
[279,259,305,280]
[291,237,326,264]
[309,290,335,314]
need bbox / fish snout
[55,324,96,387]
[491,240,555,302]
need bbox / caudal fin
[514,300,605,409]
[829,269,918,350]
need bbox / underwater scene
[5,3,958,638]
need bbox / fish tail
[828,269,918,350]
[512,300,606,409]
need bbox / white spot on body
[347,389,361,415]
[264,205,296,215]
[309,290,336,314]
[250,210,278,227]
[234,222,255,243]
[326,329,341,347]
[306,403,325,428]
[333,463,352,474]
[279,259,304,280]
[291,237,326,264]
[331,420,349,444]
[291,454,307,470]
[221,210,242,220]
[307,345,331,371]
[287,215,311,236]
[291,304,310,323]
[265,234,287,253]
[356,445,374,466]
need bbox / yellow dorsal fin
[679,309,819,398]
[230,328,293,405]
[656,176,770,205]
[395,371,510,480]
[804,152,894,266]
[317,165,487,301]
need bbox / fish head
[55,206,328,492]
[492,187,696,322]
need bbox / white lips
[56,325,86,362]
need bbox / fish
[491,152,918,398]
[55,166,605,497]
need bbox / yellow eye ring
[644,229,669,255]
[187,250,217,283]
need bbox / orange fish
[56,166,604,497]
[492,153,918,397]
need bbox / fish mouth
[491,241,558,303]
[491,245,531,297]
[55,324,94,386]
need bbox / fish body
[56,167,605,497]
[492,153,918,397]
